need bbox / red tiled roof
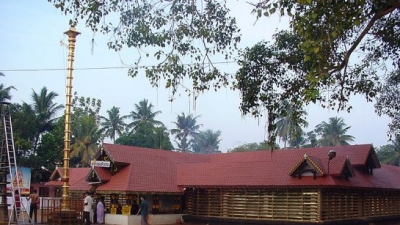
[95,143,210,193]
[177,144,397,190]
[69,168,92,191]
[46,168,91,190]
[45,181,62,186]
[93,167,112,182]
[208,145,378,166]
[55,144,399,193]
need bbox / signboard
[90,160,110,167]
[6,167,31,195]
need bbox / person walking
[27,189,39,224]
[136,196,149,225]
[83,191,94,225]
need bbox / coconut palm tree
[192,129,222,154]
[174,136,191,153]
[171,113,201,152]
[377,136,400,166]
[0,73,16,102]
[315,117,355,146]
[275,102,309,148]
[289,130,319,149]
[70,113,100,167]
[30,87,63,153]
[126,99,163,132]
[289,131,307,149]
[153,126,174,150]
[99,106,126,143]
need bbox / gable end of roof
[288,154,324,178]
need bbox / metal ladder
[1,102,27,225]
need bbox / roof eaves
[368,148,382,169]
[288,154,324,176]
[101,145,115,164]
[49,171,59,181]
[344,157,356,177]
[307,156,324,175]
[288,154,307,176]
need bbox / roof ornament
[303,154,308,159]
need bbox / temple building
[45,143,400,224]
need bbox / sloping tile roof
[177,144,398,189]
[93,167,112,182]
[45,180,60,186]
[46,168,91,190]
[208,145,378,166]
[95,143,210,193]
[69,169,93,191]
[58,143,400,193]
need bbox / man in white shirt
[83,191,93,225]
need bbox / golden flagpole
[62,27,80,210]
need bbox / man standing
[27,189,39,224]
[136,196,149,225]
[83,191,93,225]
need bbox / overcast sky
[0,1,392,152]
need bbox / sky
[0,1,392,152]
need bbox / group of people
[14,189,149,225]
[83,191,106,225]
[83,192,149,225]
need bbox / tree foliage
[315,117,355,146]
[48,0,400,145]
[236,31,310,147]
[115,99,172,150]
[296,130,318,148]
[228,141,279,153]
[29,87,64,153]
[70,94,102,167]
[0,73,16,102]
[115,124,173,150]
[48,0,240,93]
[154,126,174,150]
[254,0,399,136]
[275,101,308,148]
[126,99,163,131]
[34,118,64,181]
[375,71,400,138]
[10,103,38,157]
[171,112,201,152]
[256,0,399,103]
[116,123,155,149]
[99,106,126,142]
[8,96,64,182]
[192,129,221,154]
[376,136,400,166]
